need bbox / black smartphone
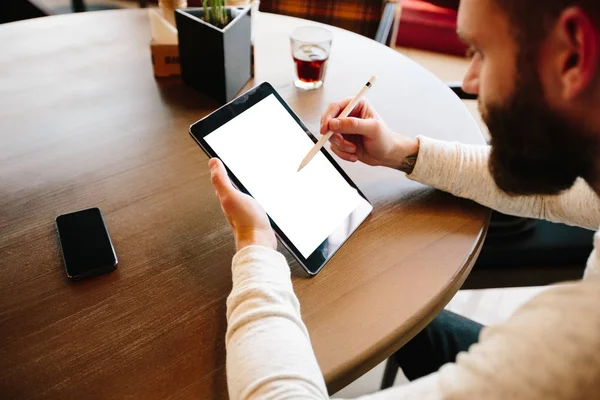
[56,207,118,281]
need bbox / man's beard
[481,65,597,196]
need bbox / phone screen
[56,208,117,280]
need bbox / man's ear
[553,7,599,100]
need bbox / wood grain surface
[0,9,489,399]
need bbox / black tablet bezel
[189,82,372,275]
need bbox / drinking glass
[290,26,333,90]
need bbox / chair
[70,0,141,12]
[1,0,53,23]
[258,0,398,45]
[168,0,397,44]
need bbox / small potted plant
[175,0,252,104]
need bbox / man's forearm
[226,246,329,400]
[403,136,600,229]
[398,153,419,174]
[390,136,420,174]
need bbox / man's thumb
[209,158,233,196]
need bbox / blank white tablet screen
[205,94,363,258]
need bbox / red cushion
[395,0,467,56]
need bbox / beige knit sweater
[225,137,600,399]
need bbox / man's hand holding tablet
[209,158,277,253]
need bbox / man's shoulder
[441,280,600,399]
[482,279,600,344]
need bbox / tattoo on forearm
[398,154,418,174]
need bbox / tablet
[190,82,372,275]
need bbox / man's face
[458,0,597,195]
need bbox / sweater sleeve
[408,136,600,230]
[225,245,329,400]
[434,279,600,400]
[226,247,600,400]
[225,245,447,400]
[354,279,600,400]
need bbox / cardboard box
[150,40,181,77]
[149,9,181,77]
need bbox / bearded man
[209,1,600,398]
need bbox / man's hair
[496,1,599,54]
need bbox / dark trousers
[394,310,484,381]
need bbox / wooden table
[0,9,488,399]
